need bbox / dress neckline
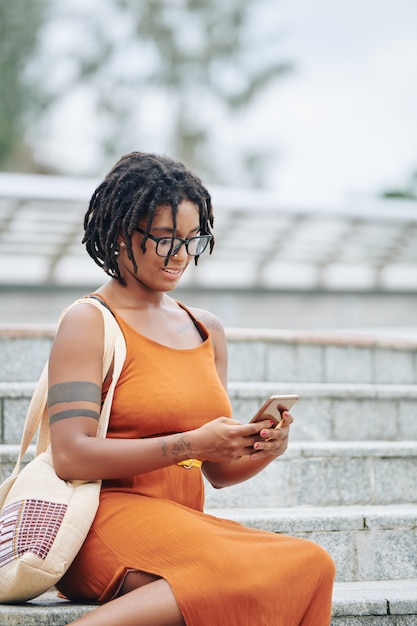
[87,294,208,351]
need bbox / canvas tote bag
[0,297,126,603]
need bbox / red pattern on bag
[0,499,67,566]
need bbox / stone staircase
[1,324,417,624]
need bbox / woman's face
[118,199,201,292]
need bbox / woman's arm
[49,304,205,481]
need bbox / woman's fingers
[250,412,293,458]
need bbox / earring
[120,241,126,247]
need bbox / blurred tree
[0,1,51,170]
[7,0,292,185]
[66,0,292,184]
[111,0,292,183]
[381,170,417,201]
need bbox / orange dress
[57,301,335,625]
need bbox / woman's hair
[83,151,214,285]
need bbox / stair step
[229,381,417,442]
[0,444,35,483]
[0,382,35,445]
[331,579,417,625]
[0,327,53,383]
[0,580,416,625]
[204,505,417,582]
[227,329,417,384]
[204,440,417,507]
[2,441,417,506]
[0,592,93,626]
[2,325,417,384]
[2,381,417,444]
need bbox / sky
[36,0,417,205]
[244,0,417,202]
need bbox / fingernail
[260,430,268,437]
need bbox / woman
[49,152,335,626]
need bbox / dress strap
[87,294,116,317]
[176,302,207,341]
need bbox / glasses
[135,227,212,258]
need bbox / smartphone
[249,394,298,427]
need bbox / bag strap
[11,296,126,476]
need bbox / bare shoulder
[58,299,105,330]
[188,306,228,383]
[48,301,107,386]
[52,301,105,354]
[188,306,225,335]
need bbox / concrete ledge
[228,381,417,441]
[0,325,56,337]
[332,579,417,622]
[2,326,417,384]
[2,323,417,348]
[203,441,417,507]
[226,327,417,350]
[2,441,417,505]
[227,337,417,384]
[205,504,417,534]
[0,581,416,625]
[2,381,417,444]
[0,591,94,625]
[0,337,52,382]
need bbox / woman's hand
[249,411,294,460]
[200,413,294,488]
[192,413,293,464]
[191,417,269,463]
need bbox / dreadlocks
[83,152,214,285]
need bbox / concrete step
[331,579,417,625]
[204,505,417,583]
[204,440,417,507]
[0,445,35,483]
[229,381,417,442]
[2,440,417,507]
[2,380,417,445]
[1,325,417,384]
[0,326,53,383]
[0,580,416,625]
[227,328,417,385]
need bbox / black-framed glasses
[135,227,212,258]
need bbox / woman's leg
[69,575,185,626]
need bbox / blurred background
[0,0,416,331]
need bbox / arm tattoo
[160,439,169,459]
[198,312,222,332]
[172,436,193,460]
[48,381,101,407]
[159,436,193,462]
[50,409,100,425]
[48,381,101,425]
